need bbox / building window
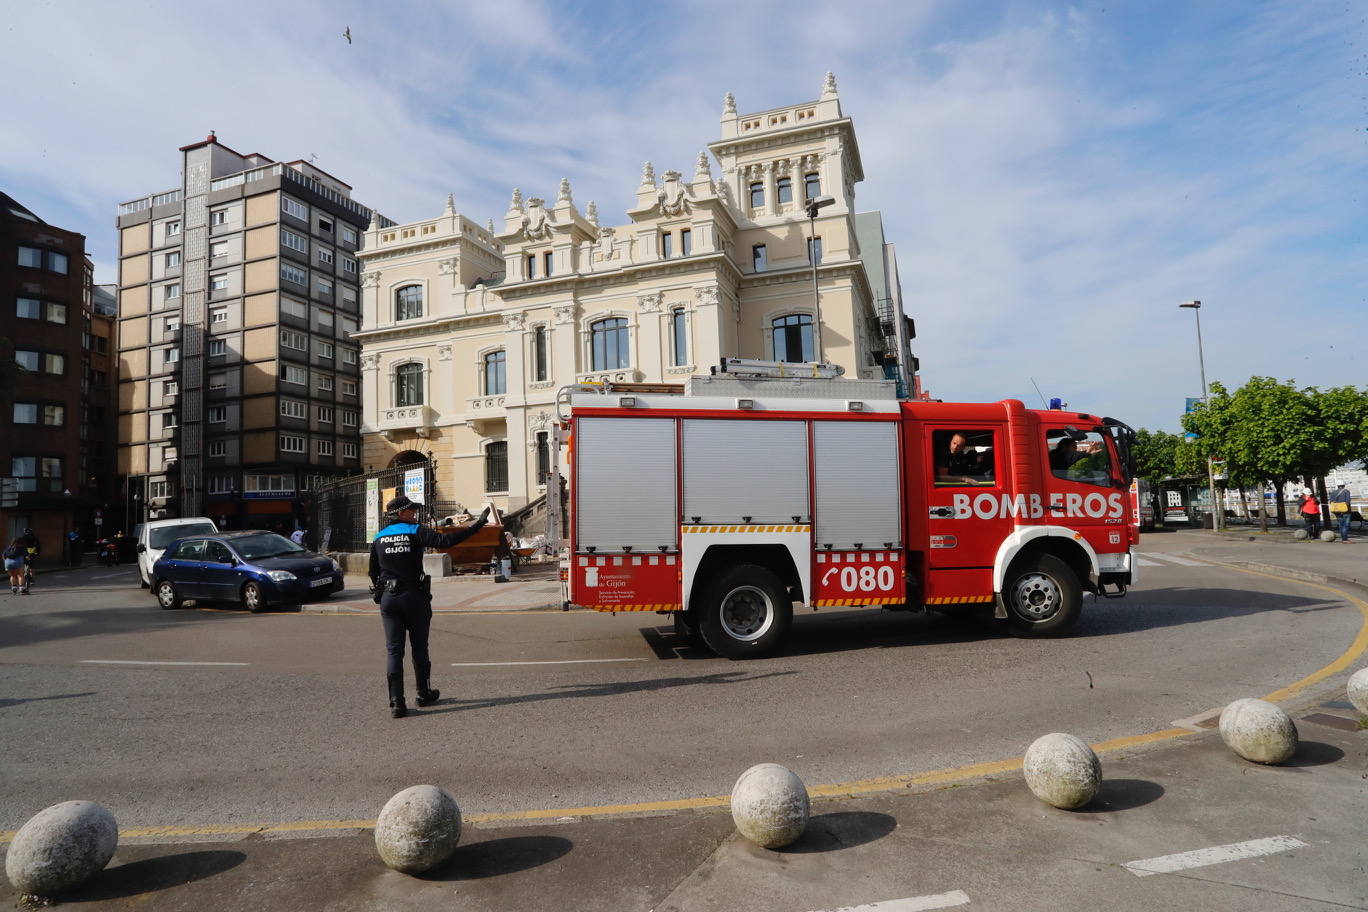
[280,364,307,385]
[208,373,227,391]
[342,348,357,365]
[280,399,306,419]
[680,228,691,256]
[776,176,792,204]
[162,411,178,429]
[16,297,40,319]
[11,456,35,491]
[281,263,308,286]
[164,380,178,397]
[771,314,815,363]
[317,310,334,331]
[317,440,334,456]
[208,474,233,494]
[15,350,39,372]
[525,254,536,279]
[165,283,181,300]
[166,251,181,268]
[166,317,180,333]
[244,473,292,494]
[49,251,68,274]
[280,329,307,351]
[208,340,227,357]
[317,374,334,392]
[12,403,37,424]
[316,278,333,297]
[342,442,358,458]
[281,229,307,253]
[804,172,821,200]
[208,405,226,423]
[282,197,307,220]
[342,257,357,274]
[318,341,335,359]
[395,285,423,321]
[532,326,548,382]
[484,441,508,492]
[210,209,227,226]
[395,363,424,406]
[752,244,767,272]
[660,232,673,258]
[210,274,228,293]
[590,317,629,370]
[483,350,506,395]
[342,227,358,245]
[44,353,65,374]
[318,216,333,234]
[672,307,688,366]
[342,379,357,396]
[46,302,66,324]
[42,405,64,426]
[318,248,334,265]
[748,182,764,209]
[147,479,169,499]
[210,308,228,325]
[343,409,358,427]
[210,241,228,260]
[208,440,226,457]
[807,236,822,265]
[543,251,554,277]
[535,431,550,485]
[166,220,181,237]
[318,405,335,423]
[280,434,305,454]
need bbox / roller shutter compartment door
[575,417,677,552]
[813,420,901,549]
[683,419,808,524]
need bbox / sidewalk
[1162,526,1365,591]
[310,566,563,614]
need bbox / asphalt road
[0,542,1360,835]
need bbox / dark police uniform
[369,496,488,717]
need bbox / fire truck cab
[565,370,1138,659]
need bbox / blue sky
[3,1,1363,432]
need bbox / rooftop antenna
[1028,377,1049,409]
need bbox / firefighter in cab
[369,495,490,718]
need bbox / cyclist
[18,527,40,594]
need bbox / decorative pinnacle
[486,218,495,234]
[723,92,736,115]
[822,71,837,97]
[509,187,523,211]
[444,192,455,215]
[558,177,572,203]
[695,150,711,179]
[640,161,656,185]
[586,200,599,226]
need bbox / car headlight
[268,570,297,582]
[330,559,341,572]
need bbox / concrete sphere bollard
[1320,530,1339,543]
[5,801,118,898]
[730,763,810,848]
[1023,733,1101,810]
[1219,698,1298,764]
[1292,529,1309,541]
[1347,668,1368,716]
[374,785,462,875]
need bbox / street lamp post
[803,195,835,363]
[1180,300,1222,532]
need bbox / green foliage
[1132,428,1185,483]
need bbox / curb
[1184,554,1368,599]
[298,601,566,616]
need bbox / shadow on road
[1081,778,1165,813]
[422,835,573,881]
[1284,740,1346,768]
[62,850,246,901]
[778,811,898,853]
[422,670,796,714]
[0,690,97,709]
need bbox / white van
[135,517,219,588]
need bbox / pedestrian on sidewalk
[369,495,490,718]
[1299,490,1321,537]
[4,537,25,594]
[1329,483,1353,542]
[290,527,307,547]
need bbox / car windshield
[150,522,218,549]
[231,533,307,561]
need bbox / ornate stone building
[355,74,917,512]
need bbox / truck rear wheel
[698,564,792,659]
[1003,553,1081,637]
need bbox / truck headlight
[268,570,297,582]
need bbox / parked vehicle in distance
[151,531,344,612]
[135,517,220,588]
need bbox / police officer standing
[369,496,490,718]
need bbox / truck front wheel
[1003,553,1081,637]
[698,564,792,659]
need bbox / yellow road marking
[5,560,1362,844]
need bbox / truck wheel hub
[1012,573,1059,620]
[720,586,774,641]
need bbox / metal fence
[312,462,444,553]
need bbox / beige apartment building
[116,135,391,528]
[355,74,917,513]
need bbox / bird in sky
[343,26,352,44]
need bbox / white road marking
[80,660,250,667]
[450,658,648,667]
[1123,835,1308,877]
[806,890,971,912]
[1139,552,1206,567]
[1135,557,1162,567]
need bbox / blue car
[151,531,344,612]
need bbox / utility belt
[379,573,431,597]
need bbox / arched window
[485,441,508,492]
[483,350,506,395]
[590,317,629,370]
[532,326,549,382]
[771,314,814,363]
[395,285,423,321]
[748,181,764,208]
[394,362,424,406]
[776,176,792,204]
[804,172,821,200]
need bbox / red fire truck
[563,369,1139,659]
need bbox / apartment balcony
[575,368,643,386]
[467,395,506,435]
[378,404,435,441]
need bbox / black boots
[387,673,407,718]
[415,662,440,707]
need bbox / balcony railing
[377,405,434,438]
[208,163,395,227]
[468,395,506,413]
[117,189,184,216]
[576,368,643,385]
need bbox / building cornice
[352,312,504,342]
[495,252,743,300]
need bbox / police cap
[385,494,418,513]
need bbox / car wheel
[698,563,792,660]
[155,579,182,610]
[242,581,266,613]
[1003,552,1082,637]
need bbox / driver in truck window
[935,430,995,486]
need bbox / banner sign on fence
[365,479,380,541]
[404,468,425,505]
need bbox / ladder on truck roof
[715,357,845,379]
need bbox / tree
[1131,428,1184,485]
